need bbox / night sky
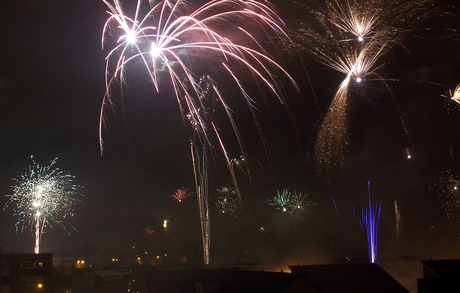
[1,0,460,266]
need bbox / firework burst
[100,0,297,154]
[289,0,444,175]
[434,169,460,227]
[268,189,317,215]
[294,0,443,47]
[215,186,239,216]
[394,199,401,250]
[172,186,194,202]
[4,156,84,253]
[288,191,317,215]
[268,189,291,212]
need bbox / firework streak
[360,181,381,264]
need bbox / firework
[360,182,381,264]
[268,189,291,212]
[435,169,460,227]
[290,0,442,175]
[294,0,443,49]
[330,195,339,213]
[144,226,157,236]
[4,156,84,254]
[171,186,194,202]
[287,191,317,215]
[269,189,317,215]
[215,186,239,216]
[230,156,247,176]
[448,84,460,104]
[441,84,460,113]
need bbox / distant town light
[76,259,86,267]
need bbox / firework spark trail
[360,181,381,264]
[330,195,339,213]
[3,156,84,254]
[191,139,211,264]
[313,43,388,171]
[290,0,444,175]
[190,76,249,257]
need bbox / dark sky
[1,0,460,265]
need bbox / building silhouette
[0,251,53,293]
[417,259,460,293]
